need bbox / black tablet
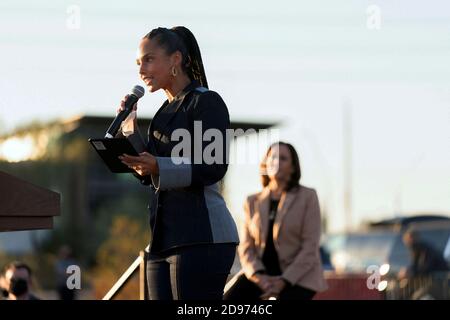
[88,138,139,173]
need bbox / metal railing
[385,272,450,300]
[102,246,149,300]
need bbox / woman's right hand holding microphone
[117,94,138,128]
[117,94,138,113]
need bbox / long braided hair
[143,26,208,89]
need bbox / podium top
[0,171,60,232]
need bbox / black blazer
[123,80,239,253]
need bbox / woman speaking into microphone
[117,26,239,300]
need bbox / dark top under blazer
[121,80,239,253]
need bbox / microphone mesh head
[131,85,145,98]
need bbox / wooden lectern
[0,171,60,232]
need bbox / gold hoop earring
[171,66,177,77]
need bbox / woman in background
[225,142,327,300]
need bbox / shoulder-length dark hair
[143,26,208,88]
[260,141,301,191]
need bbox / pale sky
[0,0,449,232]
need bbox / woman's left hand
[119,152,159,176]
[259,276,287,299]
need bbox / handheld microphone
[105,85,145,138]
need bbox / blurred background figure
[225,142,327,300]
[1,261,40,300]
[395,229,450,299]
[398,229,449,280]
[55,245,77,300]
